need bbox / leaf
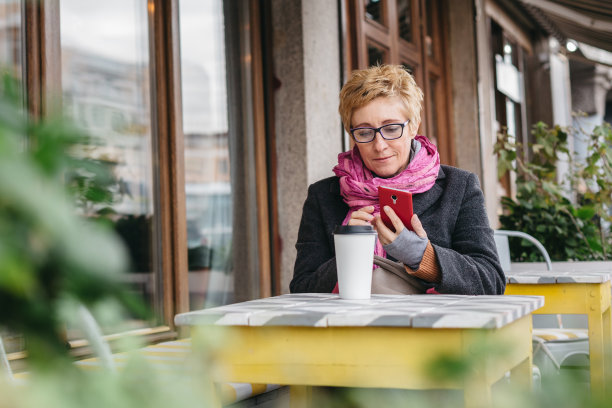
[576,206,596,220]
[587,237,603,253]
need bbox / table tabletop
[506,267,611,284]
[175,293,543,330]
[510,261,612,273]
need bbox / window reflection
[60,0,158,326]
[0,0,21,77]
[365,0,383,25]
[397,0,412,43]
[368,43,387,67]
[179,0,232,309]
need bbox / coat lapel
[413,166,446,215]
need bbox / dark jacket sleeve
[432,172,505,295]
[290,180,345,293]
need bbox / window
[0,0,23,356]
[397,0,414,43]
[344,0,454,164]
[179,0,232,309]
[0,0,21,78]
[491,20,528,198]
[60,0,159,330]
[367,41,388,66]
[1,0,271,361]
[365,0,385,27]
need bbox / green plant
[0,73,221,408]
[0,74,146,368]
[494,121,612,261]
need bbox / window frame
[9,0,273,362]
[343,0,455,165]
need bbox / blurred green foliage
[0,341,217,408]
[0,73,221,408]
[0,74,146,369]
[494,121,612,261]
[309,336,608,408]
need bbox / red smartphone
[378,186,413,231]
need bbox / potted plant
[494,120,612,262]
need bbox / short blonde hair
[339,64,424,133]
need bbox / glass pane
[365,0,383,25]
[368,43,387,67]
[0,0,21,78]
[179,0,232,310]
[60,0,157,329]
[397,0,413,43]
[0,1,22,355]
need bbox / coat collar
[413,166,445,215]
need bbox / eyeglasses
[349,120,410,143]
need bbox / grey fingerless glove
[382,228,429,270]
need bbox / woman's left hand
[374,206,427,245]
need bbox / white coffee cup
[333,225,377,300]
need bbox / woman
[290,64,504,295]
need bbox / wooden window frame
[22,0,186,339]
[424,0,454,165]
[11,0,273,364]
[343,0,455,165]
[250,0,274,299]
[396,0,422,58]
[148,0,188,325]
[23,0,60,119]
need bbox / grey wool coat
[290,165,505,295]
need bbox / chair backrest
[494,233,512,272]
[494,230,553,272]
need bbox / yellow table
[505,268,612,393]
[175,294,543,408]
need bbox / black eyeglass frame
[349,120,411,143]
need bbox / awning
[519,0,612,54]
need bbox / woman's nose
[372,131,388,150]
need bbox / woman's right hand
[348,205,375,226]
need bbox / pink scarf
[331,135,440,293]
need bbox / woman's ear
[409,119,421,135]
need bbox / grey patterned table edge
[175,294,544,330]
[506,268,611,284]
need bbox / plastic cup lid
[333,225,376,234]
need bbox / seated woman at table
[290,64,504,295]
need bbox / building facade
[1,0,611,347]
